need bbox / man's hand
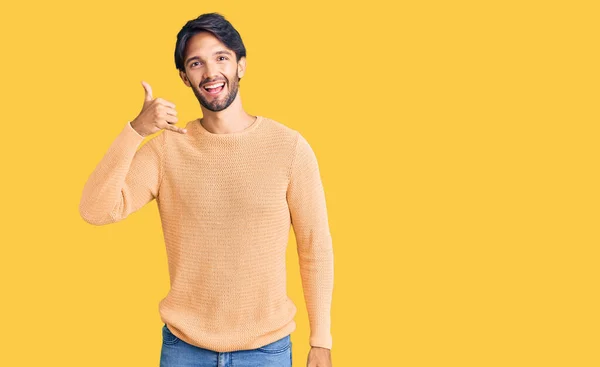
[307,346,332,367]
[130,80,187,137]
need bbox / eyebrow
[186,50,234,66]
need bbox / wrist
[129,120,147,137]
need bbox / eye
[218,56,228,61]
[191,61,201,67]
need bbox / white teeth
[204,82,224,89]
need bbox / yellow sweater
[79,115,334,352]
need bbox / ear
[237,56,247,79]
[179,70,191,87]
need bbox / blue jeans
[160,324,293,367]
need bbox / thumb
[141,80,153,102]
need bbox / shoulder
[259,115,301,142]
[259,117,319,164]
[259,115,317,154]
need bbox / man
[79,12,334,367]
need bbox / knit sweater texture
[79,115,334,352]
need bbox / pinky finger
[162,123,187,134]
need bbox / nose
[202,62,221,84]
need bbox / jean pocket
[162,323,180,345]
[256,334,291,354]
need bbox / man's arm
[286,132,334,350]
[79,121,165,225]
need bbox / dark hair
[174,13,247,75]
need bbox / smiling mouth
[202,82,225,95]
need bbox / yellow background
[1,0,598,366]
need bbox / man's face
[179,32,245,112]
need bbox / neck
[199,94,255,134]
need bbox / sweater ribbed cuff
[126,121,146,140]
[310,331,332,350]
